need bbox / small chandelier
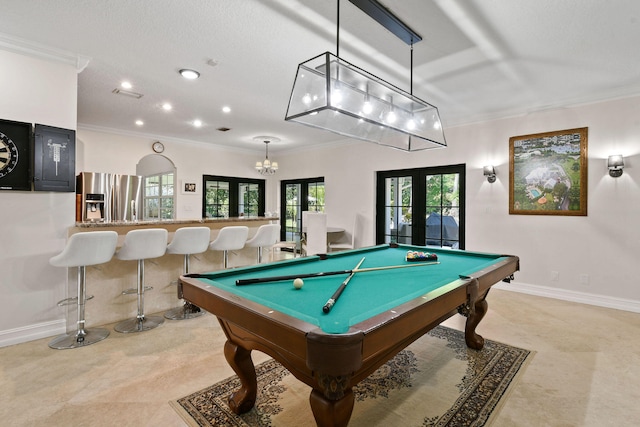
[285,0,446,151]
[255,137,279,175]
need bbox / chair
[115,228,168,333]
[164,227,211,320]
[329,213,364,252]
[209,226,249,268]
[271,240,298,260]
[245,224,280,263]
[302,212,327,256]
[48,231,118,349]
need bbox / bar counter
[63,217,277,330]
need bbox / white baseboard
[0,319,66,348]
[495,281,640,313]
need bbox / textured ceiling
[2,0,640,154]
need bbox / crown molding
[0,32,91,72]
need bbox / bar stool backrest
[209,226,249,251]
[167,227,211,255]
[50,231,118,268]
[116,228,168,261]
[246,224,280,248]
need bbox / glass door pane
[425,173,460,248]
[307,182,325,212]
[239,182,260,217]
[284,183,301,243]
[383,176,412,244]
[204,180,230,218]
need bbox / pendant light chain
[336,0,340,57]
[410,43,414,95]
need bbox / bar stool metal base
[164,302,205,320]
[114,315,164,333]
[48,327,110,349]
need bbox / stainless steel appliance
[77,172,144,222]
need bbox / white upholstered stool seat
[115,228,168,333]
[164,227,211,320]
[245,224,280,263]
[209,226,249,269]
[48,231,118,349]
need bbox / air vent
[216,127,231,132]
[112,88,143,99]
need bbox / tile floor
[2,284,639,426]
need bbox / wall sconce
[483,165,497,183]
[608,155,624,177]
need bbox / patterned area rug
[171,326,531,427]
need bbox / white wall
[0,49,78,345]
[274,96,640,310]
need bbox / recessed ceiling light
[162,103,172,111]
[179,69,200,80]
[135,120,144,126]
[121,81,132,89]
[222,106,231,113]
[193,119,202,127]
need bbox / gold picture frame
[509,127,588,216]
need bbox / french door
[376,164,465,248]
[280,177,325,247]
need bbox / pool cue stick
[322,257,366,314]
[230,260,440,286]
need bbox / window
[144,172,174,220]
[376,164,465,248]
[202,175,265,218]
[280,177,325,245]
[203,179,230,218]
[239,182,261,217]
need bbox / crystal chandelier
[255,137,279,175]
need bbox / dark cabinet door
[33,124,75,192]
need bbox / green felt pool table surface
[187,243,511,334]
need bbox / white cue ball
[293,278,304,289]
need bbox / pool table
[180,243,519,426]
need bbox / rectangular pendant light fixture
[285,0,446,151]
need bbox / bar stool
[48,231,118,349]
[164,227,211,320]
[209,226,249,268]
[245,224,280,263]
[115,228,168,333]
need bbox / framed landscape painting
[509,127,588,216]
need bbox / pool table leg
[223,340,258,414]
[310,387,355,427]
[465,289,489,350]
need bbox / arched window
[136,154,176,220]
